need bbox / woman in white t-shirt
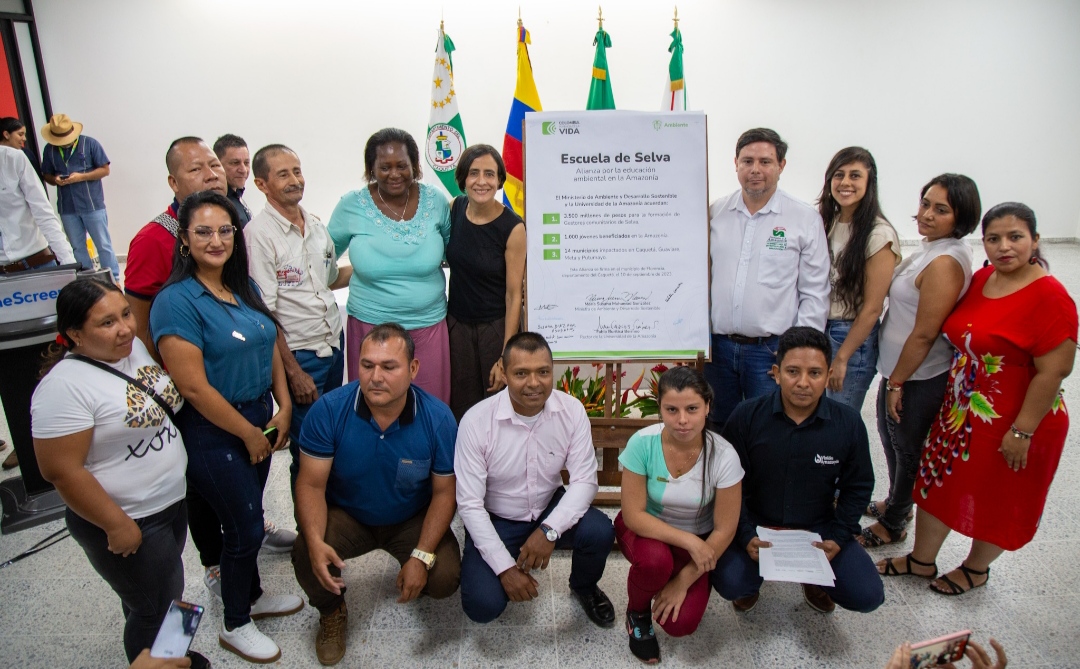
[30,278,199,666]
[817,147,901,411]
[615,366,744,664]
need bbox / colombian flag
[502,22,542,218]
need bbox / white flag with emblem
[426,24,467,196]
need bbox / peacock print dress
[917,266,1077,550]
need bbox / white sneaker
[203,565,222,600]
[261,519,297,553]
[250,592,304,620]
[219,620,281,663]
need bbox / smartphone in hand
[150,600,203,659]
[909,630,971,668]
[263,426,279,445]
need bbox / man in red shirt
[125,137,227,355]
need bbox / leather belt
[0,248,57,274]
[723,333,776,346]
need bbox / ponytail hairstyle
[816,147,888,316]
[40,277,124,377]
[656,365,717,515]
[981,201,1047,269]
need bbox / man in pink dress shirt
[454,332,616,626]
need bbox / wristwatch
[540,523,559,542]
[410,548,436,570]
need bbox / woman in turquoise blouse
[328,128,452,402]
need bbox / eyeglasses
[188,225,236,241]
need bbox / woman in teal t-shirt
[616,366,744,664]
[327,128,452,402]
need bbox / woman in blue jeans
[31,278,207,667]
[151,191,302,664]
[816,147,901,411]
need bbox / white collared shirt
[0,146,76,265]
[455,389,599,576]
[245,202,342,356]
[709,188,830,337]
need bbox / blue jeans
[66,500,187,662]
[288,340,344,490]
[177,391,273,628]
[60,208,120,279]
[704,334,780,426]
[825,319,880,411]
[460,489,615,623]
[710,531,884,613]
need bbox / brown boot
[316,600,348,666]
[2,450,17,471]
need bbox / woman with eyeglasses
[150,191,302,664]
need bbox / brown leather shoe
[802,584,835,613]
[316,601,348,666]
[732,592,760,612]
[2,450,17,471]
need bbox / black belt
[722,333,776,346]
[0,248,57,274]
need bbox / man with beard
[705,128,830,425]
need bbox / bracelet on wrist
[885,379,903,392]
[1010,424,1034,440]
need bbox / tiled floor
[2,242,1078,668]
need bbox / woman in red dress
[878,202,1077,595]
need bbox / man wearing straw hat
[40,113,120,281]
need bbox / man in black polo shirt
[711,326,882,614]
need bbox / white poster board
[524,110,709,359]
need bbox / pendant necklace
[377,184,411,221]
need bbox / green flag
[587,29,615,110]
[426,26,466,196]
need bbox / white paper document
[756,527,836,587]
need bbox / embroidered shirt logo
[765,226,788,251]
[814,454,839,465]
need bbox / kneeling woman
[150,191,301,664]
[32,278,204,665]
[615,366,744,664]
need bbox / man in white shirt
[455,332,616,626]
[0,144,77,472]
[245,144,351,493]
[706,128,830,425]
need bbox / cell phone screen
[909,630,971,669]
[150,600,204,659]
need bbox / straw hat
[40,114,83,146]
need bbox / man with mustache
[246,144,351,492]
[705,128,830,426]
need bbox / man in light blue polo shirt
[292,323,460,666]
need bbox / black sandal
[864,502,885,519]
[931,564,990,596]
[879,553,938,579]
[858,525,907,548]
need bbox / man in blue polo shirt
[292,323,460,666]
[39,114,120,280]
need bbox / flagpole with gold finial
[597,6,604,30]
[674,5,679,30]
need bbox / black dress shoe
[572,586,616,627]
[187,650,212,669]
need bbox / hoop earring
[180,245,190,257]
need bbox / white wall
[27,0,1080,252]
